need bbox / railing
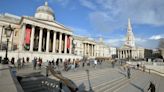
[126,63,164,76]
[9,65,24,92]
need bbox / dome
[35,2,55,21]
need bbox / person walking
[22,58,25,68]
[127,66,131,79]
[38,58,42,70]
[17,58,21,70]
[111,59,116,68]
[143,65,146,72]
[33,57,37,70]
[148,81,155,92]
[82,61,85,68]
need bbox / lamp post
[86,69,93,92]
[4,25,13,64]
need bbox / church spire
[124,18,135,47]
[45,1,48,6]
[128,18,132,31]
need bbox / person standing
[137,63,139,70]
[56,59,59,69]
[94,59,97,69]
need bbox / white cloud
[51,0,70,7]
[79,0,97,10]
[104,36,159,49]
[68,26,91,37]
[105,38,124,47]
[79,0,164,31]
[149,35,163,40]
[135,38,146,42]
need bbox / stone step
[102,71,143,92]
[94,70,139,92]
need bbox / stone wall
[0,51,82,62]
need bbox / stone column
[129,50,131,58]
[88,44,89,56]
[52,31,56,53]
[128,50,130,59]
[126,50,127,58]
[83,43,85,56]
[0,26,2,46]
[122,50,124,59]
[92,45,94,56]
[59,33,62,53]
[19,24,26,51]
[46,30,50,52]
[124,50,126,59]
[118,50,120,59]
[119,51,121,59]
[64,34,67,54]
[84,43,86,55]
[69,36,72,54]
[86,43,88,55]
[38,28,43,52]
[119,50,121,59]
[30,26,35,51]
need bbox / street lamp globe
[5,25,13,38]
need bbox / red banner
[67,36,70,49]
[25,28,31,45]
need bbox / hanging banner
[67,36,70,49]
[25,28,31,45]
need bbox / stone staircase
[19,73,61,92]
[51,66,164,92]
[17,63,164,92]
[50,67,146,92]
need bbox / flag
[25,28,31,45]
[67,36,70,49]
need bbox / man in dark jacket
[148,81,155,92]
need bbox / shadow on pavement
[130,82,144,92]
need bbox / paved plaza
[8,61,163,92]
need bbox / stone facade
[0,2,116,61]
[73,36,116,59]
[0,2,81,61]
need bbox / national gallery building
[0,2,116,61]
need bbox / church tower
[124,18,135,47]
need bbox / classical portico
[83,42,95,57]
[18,2,73,54]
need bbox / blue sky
[0,0,164,49]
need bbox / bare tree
[159,38,164,49]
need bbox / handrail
[0,67,9,71]
[125,63,164,75]
[47,65,78,92]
